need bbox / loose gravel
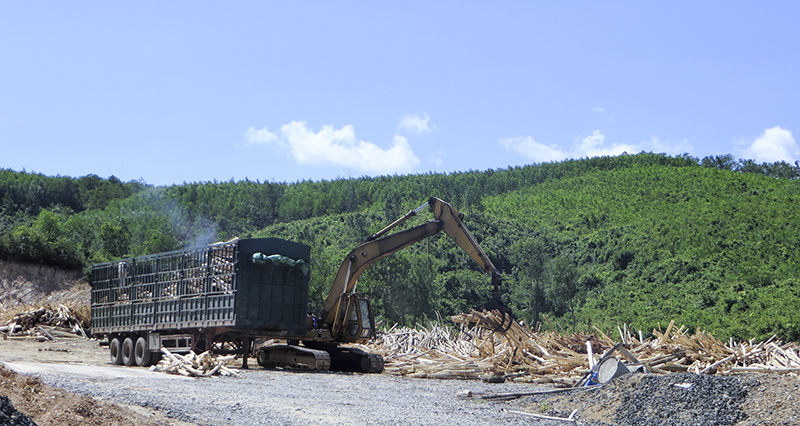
[29,367,563,426]
[613,373,749,426]
[517,372,800,426]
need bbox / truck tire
[122,337,135,366]
[109,338,123,365]
[134,336,152,367]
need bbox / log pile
[150,347,241,377]
[368,310,800,386]
[0,304,89,340]
[639,320,800,375]
[209,244,235,294]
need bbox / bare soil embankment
[0,260,88,313]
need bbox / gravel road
[3,338,572,425]
[4,338,800,425]
[10,363,555,426]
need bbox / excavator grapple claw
[484,296,515,332]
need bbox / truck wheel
[122,337,135,366]
[109,338,123,365]
[134,336,152,367]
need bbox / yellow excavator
[256,197,512,373]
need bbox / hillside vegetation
[484,166,800,340]
[1,153,799,341]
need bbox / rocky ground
[519,372,800,425]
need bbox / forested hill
[484,166,800,341]
[2,153,799,340]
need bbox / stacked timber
[150,347,241,377]
[368,310,800,386]
[0,304,89,340]
[209,244,235,294]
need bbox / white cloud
[579,130,638,157]
[499,136,567,162]
[246,121,420,175]
[398,113,434,134]
[244,127,279,145]
[739,126,799,163]
[500,130,694,162]
[645,136,693,154]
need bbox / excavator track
[328,346,385,373]
[256,344,332,371]
[364,352,385,373]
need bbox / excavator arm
[319,197,510,341]
[430,197,504,296]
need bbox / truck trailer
[90,238,316,368]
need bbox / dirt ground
[0,338,194,426]
[0,261,88,311]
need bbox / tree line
[2,153,800,340]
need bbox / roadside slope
[0,260,87,321]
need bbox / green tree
[99,220,131,259]
[507,238,549,325]
[140,229,179,255]
[544,256,581,331]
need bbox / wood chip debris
[150,347,241,378]
[368,310,800,385]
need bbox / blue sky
[2,2,798,186]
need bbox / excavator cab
[339,293,375,343]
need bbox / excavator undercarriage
[256,344,384,373]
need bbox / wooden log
[700,354,735,374]
[592,326,614,346]
[586,340,595,369]
[40,326,81,339]
[508,409,577,422]
[219,365,241,377]
[0,324,21,333]
[36,326,55,341]
[373,312,800,382]
[731,366,800,374]
[160,347,180,363]
[5,335,47,341]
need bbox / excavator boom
[319,197,510,341]
[431,197,503,291]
